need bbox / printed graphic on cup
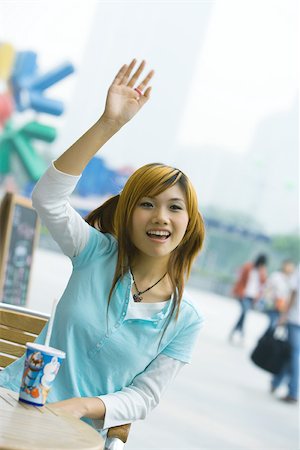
[19,343,66,406]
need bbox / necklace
[131,271,167,302]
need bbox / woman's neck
[130,255,172,302]
[130,254,169,283]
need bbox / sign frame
[0,192,40,305]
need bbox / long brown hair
[85,163,205,320]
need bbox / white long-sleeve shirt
[32,162,185,429]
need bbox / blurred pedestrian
[229,254,268,341]
[263,260,295,334]
[271,264,300,404]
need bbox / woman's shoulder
[89,226,117,243]
[83,226,118,252]
[180,289,204,324]
[72,226,118,268]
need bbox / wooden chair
[0,303,131,449]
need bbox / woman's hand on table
[49,397,106,420]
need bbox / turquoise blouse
[0,227,203,404]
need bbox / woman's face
[130,183,189,260]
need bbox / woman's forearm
[49,397,106,420]
[54,116,121,176]
[82,397,106,420]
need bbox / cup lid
[26,342,66,358]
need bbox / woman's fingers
[135,69,155,93]
[111,64,128,86]
[143,86,152,99]
[111,59,154,101]
[127,60,146,87]
[136,86,152,106]
[119,58,138,85]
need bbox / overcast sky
[0,0,298,234]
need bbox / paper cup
[19,343,66,406]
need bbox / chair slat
[0,309,47,334]
[0,340,26,358]
[0,325,36,345]
[0,354,17,368]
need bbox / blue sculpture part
[11,51,37,110]
[29,62,74,91]
[10,51,75,115]
[29,91,64,116]
[11,51,37,85]
[76,157,129,197]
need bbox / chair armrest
[107,423,131,443]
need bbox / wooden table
[0,387,104,450]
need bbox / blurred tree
[188,206,298,296]
[271,234,300,264]
[203,205,263,232]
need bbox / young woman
[0,59,205,433]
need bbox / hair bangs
[116,164,182,226]
[140,165,183,199]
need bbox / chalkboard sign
[0,193,40,306]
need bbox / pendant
[133,293,142,302]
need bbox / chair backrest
[0,303,49,369]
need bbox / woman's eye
[140,202,153,208]
[170,204,183,210]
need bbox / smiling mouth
[146,231,171,240]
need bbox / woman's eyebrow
[141,196,185,202]
[169,198,185,202]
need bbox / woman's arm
[54,59,154,176]
[47,396,106,420]
[49,354,185,428]
[31,163,90,257]
[32,59,154,256]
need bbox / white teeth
[147,230,170,237]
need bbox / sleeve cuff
[50,160,82,179]
[94,393,128,430]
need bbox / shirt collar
[126,271,174,322]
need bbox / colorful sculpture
[0,43,75,184]
[0,43,130,199]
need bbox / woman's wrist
[48,397,106,420]
[96,114,123,134]
[82,397,106,420]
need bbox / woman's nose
[151,207,169,224]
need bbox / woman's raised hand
[102,59,154,127]
[53,59,154,175]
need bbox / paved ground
[28,250,299,450]
[126,288,299,450]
